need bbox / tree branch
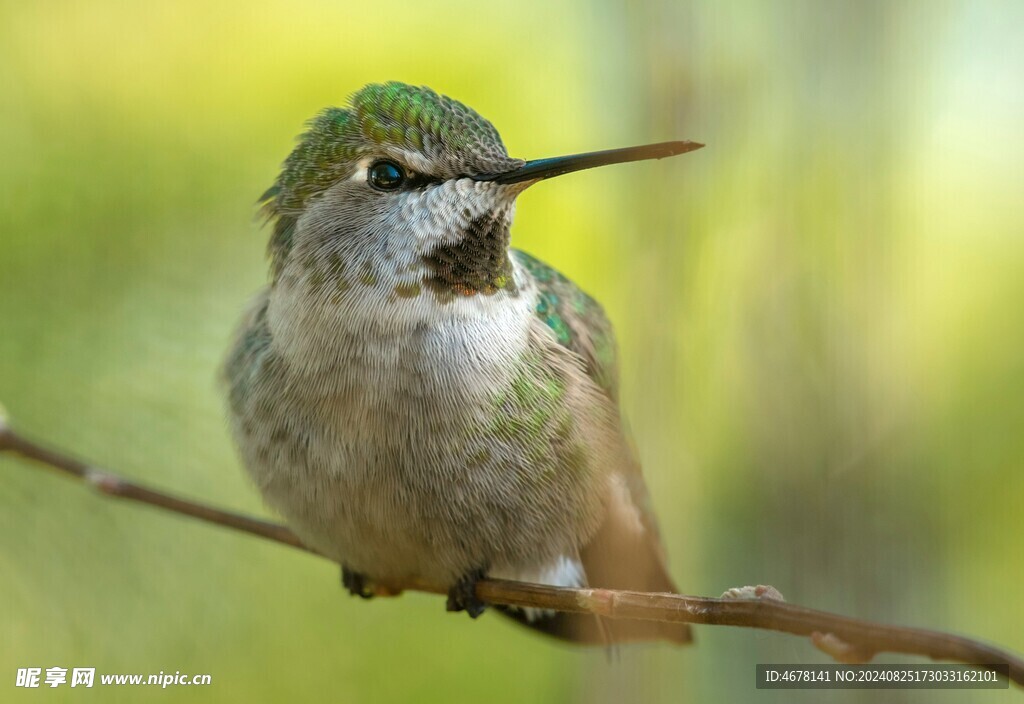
[1,415,1020,687]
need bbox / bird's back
[500,249,692,644]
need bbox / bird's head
[261,82,701,301]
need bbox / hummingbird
[223,82,702,644]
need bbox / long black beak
[476,140,703,185]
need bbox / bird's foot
[446,568,488,619]
[341,566,375,599]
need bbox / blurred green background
[2,1,1022,702]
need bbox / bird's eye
[368,160,405,191]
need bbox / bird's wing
[506,249,692,645]
[511,249,619,399]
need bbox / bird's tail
[495,474,692,645]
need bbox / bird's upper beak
[474,140,703,185]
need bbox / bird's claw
[341,566,375,599]
[446,569,488,618]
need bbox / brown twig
[1,417,1020,687]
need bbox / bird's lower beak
[476,140,703,185]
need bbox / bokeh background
[2,1,1022,702]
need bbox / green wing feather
[512,249,619,401]
[508,251,690,645]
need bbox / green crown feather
[260,82,522,274]
[263,82,518,217]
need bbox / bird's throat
[422,213,518,297]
